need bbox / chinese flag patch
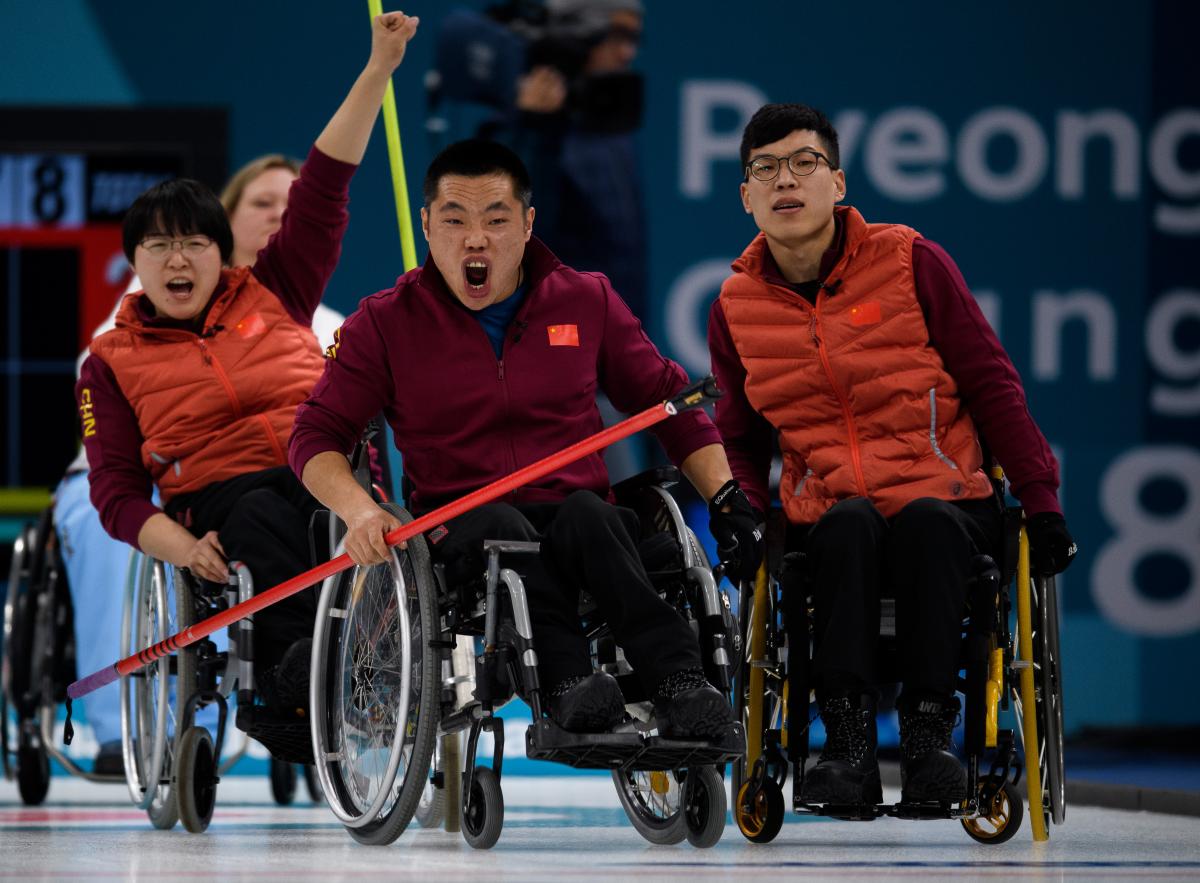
[849,302,882,327]
[547,324,580,347]
[236,313,268,338]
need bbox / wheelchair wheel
[2,524,38,784]
[735,777,785,844]
[120,554,181,830]
[269,757,297,805]
[414,733,447,829]
[1012,529,1064,840]
[312,504,439,846]
[461,766,504,850]
[612,769,686,845]
[304,764,325,803]
[16,741,51,806]
[1035,574,1066,826]
[177,726,217,834]
[683,766,727,848]
[962,778,1024,844]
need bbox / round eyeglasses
[138,235,215,259]
[745,148,836,182]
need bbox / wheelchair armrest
[611,465,680,503]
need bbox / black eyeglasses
[745,148,836,182]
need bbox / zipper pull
[196,339,212,365]
[498,360,505,381]
[809,312,820,344]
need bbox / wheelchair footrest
[236,705,314,766]
[525,719,744,771]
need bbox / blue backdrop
[1,0,1196,733]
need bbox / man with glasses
[708,103,1077,808]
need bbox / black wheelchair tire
[16,741,50,806]
[1036,574,1066,826]
[735,777,784,844]
[461,766,504,850]
[612,769,687,845]
[683,766,727,848]
[177,726,217,833]
[962,779,1025,844]
[269,757,297,805]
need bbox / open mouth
[463,259,490,291]
[166,278,194,297]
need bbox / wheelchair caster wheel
[735,777,784,844]
[269,756,297,805]
[177,727,218,834]
[16,742,50,807]
[683,767,727,848]
[962,778,1024,844]
[461,766,503,850]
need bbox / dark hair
[122,178,234,264]
[423,139,533,209]
[739,103,840,171]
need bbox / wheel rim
[314,551,416,827]
[1,529,30,780]
[621,769,682,827]
[1036,575,1066,824]
[735,781,769,837]
[120,556,174,811]
[962,784,1014,840]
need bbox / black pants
[165,466,323,671]
[788,496,1002,701]
[427,489,702,692]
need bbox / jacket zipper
[196,338,243,418]
[810,302,869,498]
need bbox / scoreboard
[0,107,227,490]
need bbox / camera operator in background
[490,0,646,322]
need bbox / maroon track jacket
[289,237,721,512]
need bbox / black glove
[708,479,764,584]
[1026,512,1078,576]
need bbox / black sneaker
[800,693,882,805]
[898,693,967,802]
[547,672,626,733]
[653,668,738,742]
[92,739,124,776]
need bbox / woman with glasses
[73,13,420,739]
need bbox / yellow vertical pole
[745,564,770,776]
[367,0,418,271]
[1016,525,1049,841]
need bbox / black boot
[898,693,967,803]
[800,693,882,805]
[547,672,626,733]
[653,668,738,743]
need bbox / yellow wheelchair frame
[732,483,1065,844]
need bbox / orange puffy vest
[718,206,993,524]
[89,267,325,503]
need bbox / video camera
[428,2,643,134]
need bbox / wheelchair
[118,550,323,832]
[731,470,1066,845]
[309,466,744,849]
[1,508,105,804]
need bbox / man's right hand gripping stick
[67,376,723,702]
